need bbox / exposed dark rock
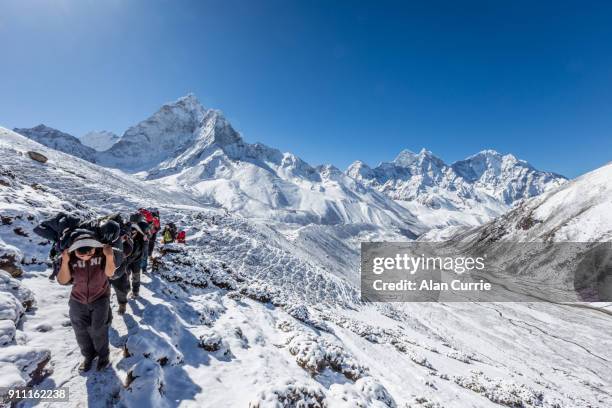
[27,151,48,163]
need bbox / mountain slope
[458,161,612,243]
[13,124,98,163]
[80,130,121,151]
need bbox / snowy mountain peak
[169,93,206,116]
[393,149,418,166]
[16,123,69,137]
[97,95,208,171]
[80,130,120,151]
[346,160,373,180]
[393,148,445,169]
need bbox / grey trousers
[69,295,112,361]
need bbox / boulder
[27,151,48,163]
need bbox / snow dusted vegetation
[1,95,612,407]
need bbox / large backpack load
[138,208,161,235]
[33,212,125,279]
[33,212,84,252]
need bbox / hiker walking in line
[162,225,174,244]
[108,215,134,315]
[57,231,122,372]
[125,217,149,299]
[109,215,148,308]
[138,208,160,271]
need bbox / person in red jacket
[57,233,119,372]
[176,230,186,244]
[138,208,160,270]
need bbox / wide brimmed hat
[68,233,104,253]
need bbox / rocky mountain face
[79,130,120,151]
[13,124,98,163]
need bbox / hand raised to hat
[61,249,70,262]
[102,244,114,258]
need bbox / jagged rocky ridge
[347,148,566,211]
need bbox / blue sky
[1,0,611,177]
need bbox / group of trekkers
[33,208,186,372]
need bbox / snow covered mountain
[13,124,98,163]
[347,148,566,230]
[97,94,207,172]
[2,126,611,407]
[452,150,566,205]
[13,95,565,235]
[80,130,120,151]
[93,95,422,232]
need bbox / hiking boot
[117,303,126,315]
[96,357,110,371]
[130,292,139,299]
[78,358,94,372]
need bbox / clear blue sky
[1,0,611,177]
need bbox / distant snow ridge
[13,124,97,163]
[347,148,566,213]
[80,130,120,151]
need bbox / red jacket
[68,250,110,304]
[139,208,161,234]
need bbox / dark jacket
[109,236,133,280]
[68,249,110,304]
[127,235,146,266]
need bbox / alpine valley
[1,95,610,407]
